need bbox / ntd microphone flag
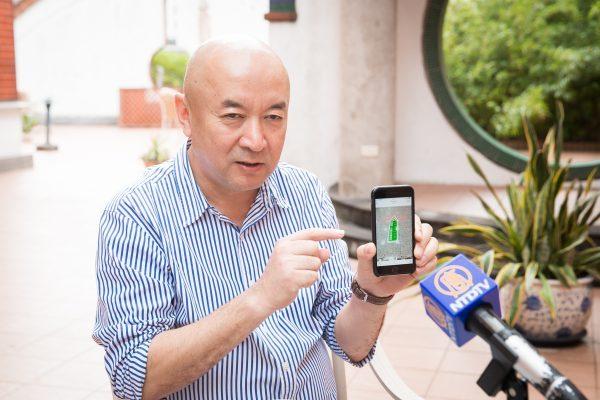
[419,254,501,346]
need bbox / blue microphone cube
[419,253,501,347]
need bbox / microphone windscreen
[419,254,502,346]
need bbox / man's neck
[188,151,258,227]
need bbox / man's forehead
[184,39,289,103]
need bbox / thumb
[356,242,376,270]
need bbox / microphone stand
[466,306,587,400]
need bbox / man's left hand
[354,215,439,298]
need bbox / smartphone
[371,185,415,276]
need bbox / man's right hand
[252,228,345,313]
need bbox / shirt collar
[175,139,289,227]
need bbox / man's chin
[229,174,268,193]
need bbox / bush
[22,114,38,134]
[443,0,600,142]
[150,44,190,89]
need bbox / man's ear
[175,93,192,138]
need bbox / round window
[423,0,600,179]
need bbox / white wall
[394,0,518,186]
[14,0,165,121]
[14,0,268,121]
[269,0,342,189]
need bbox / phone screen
[375,196,414,268]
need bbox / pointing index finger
[288,228,345,242]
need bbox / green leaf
[495,262,521,287]
[522,116,538,159]
[584,167,598,196]
[531,181,551,257]
[473,192,510,229]
[583,267,600,281]
[436,242,483,257]
[548,264,570,287]
[562,265,579,285]
[436,256,454,267]
[521,247,531,266]
[574,248,600,267]
[538,272,556,320]
[556,231,588,256]
[554,101,564,164]
[480,250,495,276]
[524,262,539,293]
[440,224,497,237]
[508,279,525,327]
[542,126,556,167]
[467,154,510,218]
[589,210,600,227]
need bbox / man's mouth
[236,161,263,169]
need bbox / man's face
[180,50,289,195]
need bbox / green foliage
[443,0,600,141]
[150,45,190,89]
[141,137,170,164]
[22,114,38,134]
[438,108,600,325]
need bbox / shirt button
[282,361,290,372]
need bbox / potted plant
[141,137,170,167]
[22,113,38,142]
[438,105,599,345]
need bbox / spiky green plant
[141,137,170,165]
[438,104,600,325]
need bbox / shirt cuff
[111,337,152,400]
[322,294,377,367]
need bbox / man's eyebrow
[268,102,287,110]
[221,99,243,108]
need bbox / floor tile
[0,355,63,384]
[539,340,596,363]
[381,324,450,350]
[379,342,446,371]
[0,383,21,397]
[427,371,503,400]
[1,384,93,400]
[549,359,596,389]
[35,360,109,390]
[438,350,493,375]
[17,336,94,363]
[346,367,394,399]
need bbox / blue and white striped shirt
[93,139,375,399]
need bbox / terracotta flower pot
[500,276,593,346]
[143,159,160,167]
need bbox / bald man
[93,37,438,400]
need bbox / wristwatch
[351,279,394,305]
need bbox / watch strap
[351,279,394,305]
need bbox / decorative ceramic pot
[500,276,593,345]
[143,160,160,167]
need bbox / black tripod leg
[504,371,528,400]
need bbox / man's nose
[239,117,267,152]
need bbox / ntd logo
[420,254,501,346]
[433,264,491,313]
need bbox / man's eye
[223,113,243,119]
[265,115,283,121]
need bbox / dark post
[37,98,58,151]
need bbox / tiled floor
[342,273,599,399]
[0,125,598,399]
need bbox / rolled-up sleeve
[93,208,175,400]
[311,182,376,367]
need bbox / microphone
[419,254,588,400]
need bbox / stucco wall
[269,0,342,189]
